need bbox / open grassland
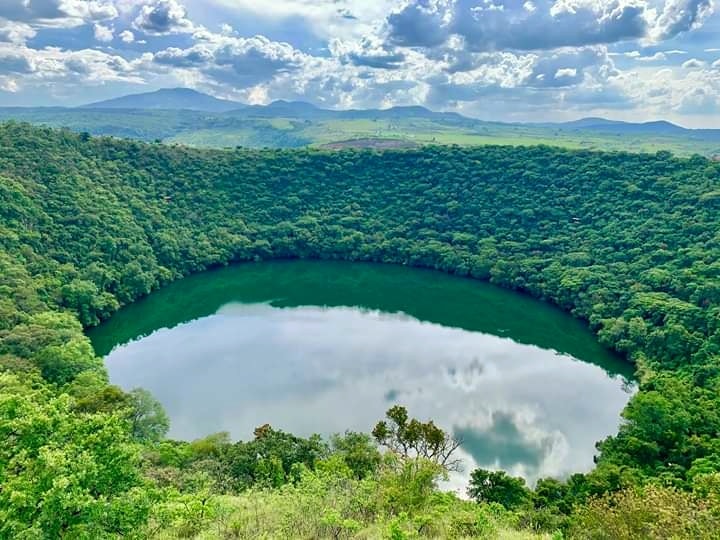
[3,107,719,156]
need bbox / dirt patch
[321,138,419,150]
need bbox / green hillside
[1,103,719,156]
[1,123,720,537]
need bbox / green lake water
[89,260,635,487]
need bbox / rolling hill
[0,88,718,156]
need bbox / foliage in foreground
[570,483,720,540]
[0,373,153,538]
[151,459,534,540]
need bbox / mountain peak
[558,117,686,134]
[81,88,245,112]
[266,100,319,110]
[153,88,205,96]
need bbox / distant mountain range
[81,88,471,122]
[0,88,717,156]
[82,88,246,113]
[542,117,687,135]
[544,117,720,141]
[79,88,718,137]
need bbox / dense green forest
[1,122,720,538]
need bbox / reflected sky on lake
[105,301,634,488]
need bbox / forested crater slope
[1,122,720,536]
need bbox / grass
[145,457,554,540]
[151,493,551,540]
[161,120,720,155]
[267,118,296,130]
[3,107,719,156]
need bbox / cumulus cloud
[0,43,148,86]
[387,0,450,48]
[681,57,705,67]
[330,38,406,69]
[119,30,135,43]
[0,77,19,92]
[346,49,406,69]
[201,0,397,40]
[154,46,214,67]
[524,47,613,88]
[385,0,717,53]
[0,0,117,27]
[153,35,306,88]
[636,52,668,61]
[94,23,114,43]
[561,83,635,109]
[133,0,195,35]
[416,45,619,118]
[0,52,35,74]
[0,21,36,43]
[652,0,714,40]
[386,0,649,52]
[676,86,720,113]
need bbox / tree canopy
[1,122,720,537]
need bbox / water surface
[89,261,635,487]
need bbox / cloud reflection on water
[106,302,634,488]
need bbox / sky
[0,0,719,126]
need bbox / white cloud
[330,37,406,69]
[388,0,650,52]
[0,0,118,28]
[0,77,19,92]
[134,0,195,35]
[94,23,114,43]
[676,86,720,114]
[197,0,396,39]
[0,20,36,44]
[0,51,35,74]
[153,34,308,88]
[556,67,578,78]
[523,47,613,88]
[651,0,714,41]
[634,52,667,62]
[0,43,149,87]
[119,30,135,43]
[682,58,706,68]
[383,0,719,58]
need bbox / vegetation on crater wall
[1,122,720,537]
